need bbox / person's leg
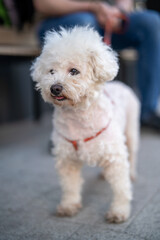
[112,10,160,126]
[37,12,103,45]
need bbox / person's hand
[92,2,122,32]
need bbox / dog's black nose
[50,84,63,96]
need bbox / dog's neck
[53,90,113,141]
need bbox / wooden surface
[0,26,40,57]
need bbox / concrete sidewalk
[0,114,160,240]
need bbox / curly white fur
[31,26,140,223]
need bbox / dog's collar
[59,119,111,151]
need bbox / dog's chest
[54,103,112,141]
[52,82,131,166]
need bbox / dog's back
[104,81,140,180]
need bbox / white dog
[31,27,140,223]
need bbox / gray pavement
[0,113,160,240]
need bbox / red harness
[63,119,111,151]
[59,90,115,151]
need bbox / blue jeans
[37,10,160,119]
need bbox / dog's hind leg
[56,159,83,217]
[125,96,140,181]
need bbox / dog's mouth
[51,94,67,101]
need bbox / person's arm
[33,0,98,17]
[114,0,134,12]
[33,0,122,30]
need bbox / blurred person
[33,0,160,130]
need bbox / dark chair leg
[32,80,41,120]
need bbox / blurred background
[0,0,159,124]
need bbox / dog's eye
[70,68,80,76]
[49,69,55,75]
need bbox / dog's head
[31,27,119,107]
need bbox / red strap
[67,140,78,151]
[64,119,111,151]
[104,24,112,45]
[84,121,110,142]
[61,90,114,150]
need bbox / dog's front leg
[56,159,83,217]
[104,160,132,223]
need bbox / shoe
[141,112,160,131]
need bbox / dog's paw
[56,203,82,217]
[106,210,129,223]
[106,205,130,223]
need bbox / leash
[103,10,129,45]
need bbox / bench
[0,25,40,56]
[0,25,42,121]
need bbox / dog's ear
[90,46,119,82]
[30,56,43,84]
